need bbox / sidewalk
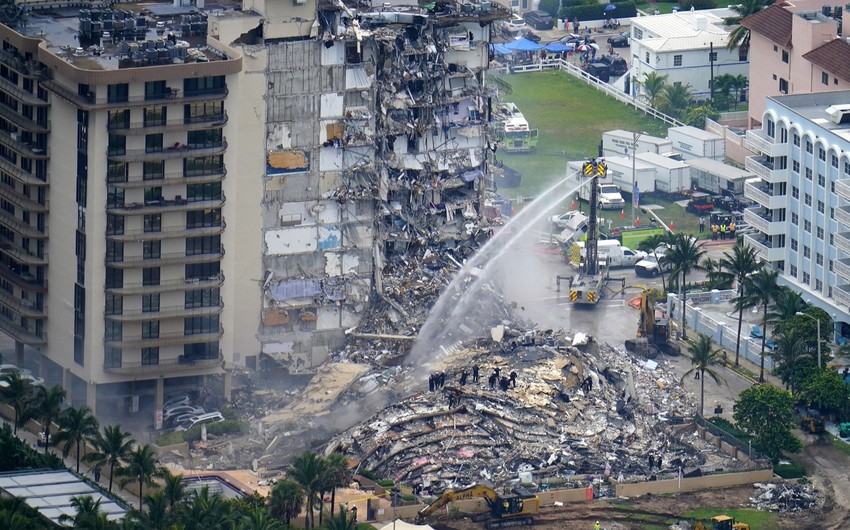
[1,417,141,509]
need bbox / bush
[684,0,717,8]
[559,1,636,22]
[359,468,377,480]
[377,479,395,487]
[538,0,561,16]
[155,420,247,446]
[561,0,596,7]
[0,423,63,472]
[156,430,185,447]
[774,461,806,479]
[708,416,751,442]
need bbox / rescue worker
[594,521,601,530]
[472,364,479,383]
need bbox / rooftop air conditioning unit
[294,0,306,5]
[825,104,850,124]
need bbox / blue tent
[504,38,544,52]
[545,41,573,52]
[490,44,513,56]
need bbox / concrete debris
[323,335,748,493]
[749,482,817,512]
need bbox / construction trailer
[601,155,657,196]
[687,157,753,198]
[602,130,673,158]
[635,151,690,194]
[668,125,725,160]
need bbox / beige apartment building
[742,0,850,128]
[0,0,504,417]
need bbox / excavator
[416,484,539,529]
[694,515,750,530]
[621,287,679,357]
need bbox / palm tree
[118,444,164,509]
[161,471,186,511]
[664,233,705,340]
[680,333,725,416]
[26,384,66,455]
[0,372,33,435]
[182,486,228,530]
[725,0,770,53]
[242,506,287,530]
[733,74,749,103]
[641,72,668,108]
[772,330,810,394]
[131,492,170,530]
[700,256,729,290]
[269,479,304,526]
[321,505,357,530]
[720,242,762,366]
[658,83,693,119]
[320,453,352,522]
[712,73,736,109]
[739,268,782,382]
[57,496,108,529]
[288,451,326,529]
[84,424,134,493]
[766,287,806,335]
[52,405,99,473]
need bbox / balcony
[106,221,225,242]
[0,130,48,159]
[0,288,44,318]
[834,284,850,309]
[0,188,49,213]
[836,179,850,202]
[0,104,49,134]
[744,129,788,157]
[0,155,47,186]
[108,168,226,189]
[742,208,786,236]
[0,244,47,266]
[105,273,224,295]
[103,352,223,375]
[107,140,227,162]
[0,76,49,106]
[834,258,850,281]
[104,326,224,348]
[106,248,224,269]
[836,205,850,228]
[0,266,46,292]
[835,232,850,255]
[107,113,228,135]
[42,81,229,110]
[744,155,787,183]
[105,302,224,322]
[0,209,47,239]
[106,195,225,216]
[0,315,45,345]
[742,233,785,262]
[743,179,788,210]
[0,50,46,78]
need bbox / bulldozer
[800,410,826,434]
[416,484,539,529]
[694,515,750,530]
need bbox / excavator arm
[417,485,499,520]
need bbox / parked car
[551,211,585,229]
[686,192,714,214]
[607,32,629,48]
[634,246,672,277]
[175,412,225,431]
[506,13,526,32]
[163,405,205,425]
[597,55,628,77]
[0,364,45,387]
[163,394,194,410]
[523,10,553,30]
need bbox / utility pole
[709,42,715,104]
[631,131,642,227]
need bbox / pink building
[742,2,850,128]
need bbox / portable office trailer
[603,155,657,196]
[668,126,725,160]
[635,152,690,194]
[687,157,753,197]
[602,130,673,158]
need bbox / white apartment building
[743,91,850,341]
[629,11,749,101]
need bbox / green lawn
[491,71,714,238]
[681,508,775,530]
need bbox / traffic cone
[620,208,625,220]
[636,217,640,227]
[571,199,576,209]
[669,221,675,231]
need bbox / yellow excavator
[694,515,750,530]
[416,484,539,529]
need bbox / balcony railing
[106,195,225,215]
[103,352,223,374]
[105,302,224,322]
[107,140,227,162]
[0,244,47,266]
[743,180,788,210]
[0,104,49,134]
[742,233,784,263]
[108,168,226,189]
[105,273,224,295]
[0,188,49,213]
[104,326,224,348]
[0,266,46,292]
[834,284,850,309]
[0,314,46,345]
[0,75,49,106]
[0,50,46,78]
[836,206,850,228]
[742,208,785,235]
[107,112,228,134]
[42,80,228,109]
[836,232,850,255]
[106,248,224,268]
[0,209,46,239]
[106,220,225,241]
[744,155,786,183]
[834,258,850,281]
[836,179,850,202]
[0,288,45,317]
[0,155,46,186]
[744,129,788,157]
[0,130,48,159]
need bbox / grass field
[490,71,711,238]
[682,508,776,530]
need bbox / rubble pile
[324,333,747,492]
[749,482,817,512]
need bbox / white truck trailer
[602,130,673,158]
[667,126,725,160]
[635,152,690,194]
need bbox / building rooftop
[740,4,793,47]
[15,4,232,71]
[687,157,754,179]
[632,11,728,38]
[803,38,850,83]
[769,91,850,142]
[0,469,129,525]
[639,32,731,53]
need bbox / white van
[575,240,646,268]
[175,411,224,431]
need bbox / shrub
[684,0,717,9]
[708,416,751,442]
[538,0,561,16]
[377,479,395,487]
[358,468,377,480]
[774,461,806,479]
[156,420,247,445]
[559,1,637,22]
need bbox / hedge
[156,419,247,446]
[558,1,637,22]
[774,461,806,479]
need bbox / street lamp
[630,131,642,226]
[796,312,822,369]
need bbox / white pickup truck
[574,240,646,268]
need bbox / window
[186,129,222,149]
[143,160,164,181]
[634,28,643,39]
[817,226,824,239]
[790,264,797,276]
[142,267,160,286]
[186,262,220,281]
[105,348,122,368]
[779,78,788,94]
[822,72,829,85]
[144,214,161,233]
[186,209,221,229]
[105,321,122,341]
[184,156,224,177]
[144,106,166,127]
[818,200,825,213]
[144,187,162,204]
[105,267,123,289]
[183,76,225,97]
[806,140,813,154]
[143,241,161,259]
[845,161,850,174]
[142,320,159,339]
[805,193,812,206]
[804,220,811,232]
[791,212,798,225]
[186,235,220,255]
[107,83,128,103]
[793,133,800,147]
[805,168,812,180]
[184,102,223,123]
[802,272,810,284]
[142,347,159,366]
[803,246,810,258]
[791,239,798,251]
[105,294,122,315]
[107,162,127,183]
[781,50,789,63]
[817,253,823,265]
[107,134,125,156]
[142,293,160,313]
[108,110,130,130]
[818,174,825,187]
[145,134,163,153]
[144,80,168,100]
[184,341,218,360]
[673,54,682,66]
[819,147,826,161]
[185,288,220,309]
[816,279,823,291]
[185,315,219,335]
[105,240,123,262]
[792,186,799,199]
[832,154,839,168]
[186,182,221,202]
[107,214,124,235]
[645,52,650,63]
